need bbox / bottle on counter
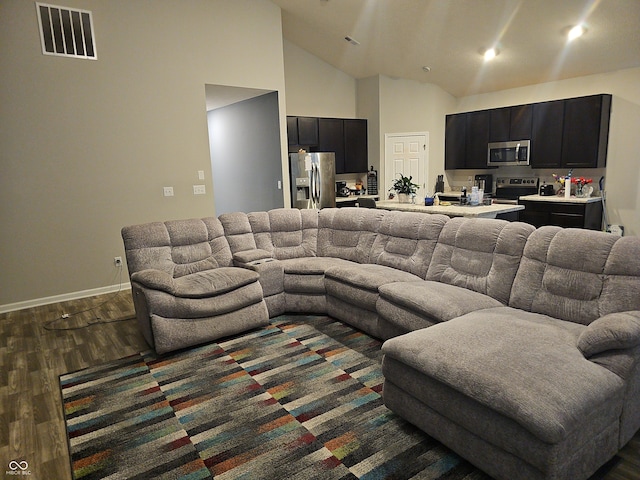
[460,187,467,205]
[434,193,440,206]
[470,186,479,206]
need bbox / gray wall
[0,0,288,310]
[208,92,284,215]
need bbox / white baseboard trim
[0,282,132,314]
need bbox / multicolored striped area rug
[60,315,489,479]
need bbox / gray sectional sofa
[121,207,640,480]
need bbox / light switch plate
[163,186,174,197]
[193,185,206,195]
[198,170,205,180]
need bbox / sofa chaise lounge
[121,207,640,480]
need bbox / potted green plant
[390,173,420,203]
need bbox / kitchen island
[517,194,603,230]
[375,200,524,219]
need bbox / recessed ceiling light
[567,24,587,41]
[483,47,499,61]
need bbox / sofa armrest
[233,249,274,267]
[578,311,640,358]
[132,267,259,298]
[131,269,176,294]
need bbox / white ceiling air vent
[36,3,97,59]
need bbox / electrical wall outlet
[163,186,174,197]
[114,256,123,267]
[193,184,206,195]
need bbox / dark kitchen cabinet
[297,117,319,146]
[343,119,368,174]
[510,105,533,140]
[465,110,490,168]
[489,108,510,142]
[530,100,565,168]
[288,116,369,174]
[286,117,299,146]
[446,94,611,171]
[287,116,319,147]
[445,110,491,169]
[445,113,466,170]
[519,200,603,230]
[318,118,345,172]
[530,94,611,169]
[489,105,532,142]
[562,94,611,168]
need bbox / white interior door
[384,133,429,198]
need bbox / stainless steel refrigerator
[289,152,336,209]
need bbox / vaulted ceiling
[272,0,640,97]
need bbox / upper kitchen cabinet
[531,94,611,169]
[445,113,466,170]
[317,118,345,173]
[288,116,369,174]
[297,117,319,146]
[445,111,490,169]
[465,110,490,168]
[287,116,319,146]
[561,94,611,169]
[317,117,368,174]
[286,117,298,146]
[489,105,532,142]
[530,100,565,168]
[446,93,611,171]
[444,110,489,170]
[343,119,368,174]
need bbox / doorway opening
[205,85,284,215]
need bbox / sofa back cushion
[218,212,257,254]
[510,226,640,325]
[371,211,449,277]
[317,207,385,263]
[121,217,233,278]
[425,217,535,304]
[249,208,318,260]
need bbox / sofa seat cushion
[325,264,422,311]
[131,267,260,298]
[279,257,357,294]
[280,256,357,274]
[382,306,625,445]
[378,280,503,326]
[140,281,265,319]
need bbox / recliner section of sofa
[376,216,535,339]
[325,210,449,338]
[121,217,269,354]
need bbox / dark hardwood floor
[1,291,639,479]
[0,291,148,479]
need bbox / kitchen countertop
[519,194,602,204]
[375,200,524,219]
[336,194,380,203]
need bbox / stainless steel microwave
[487,140,530,167]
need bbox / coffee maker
[474,174,493,196]
[336,181,350,197]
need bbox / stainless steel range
[494,177,539,204]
